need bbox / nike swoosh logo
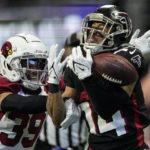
[78,66,85,71]
[73,61,88,71]
[129,49,136,55]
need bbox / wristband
[49,84,59,93]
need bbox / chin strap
[22,81,40,91]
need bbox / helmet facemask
[18,54,48,90]
[81,12,132,55]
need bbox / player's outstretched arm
[67,46,134,120]
[47,91,65,127]
[81,75,130,120]
[0,91,47,114]
[46,44,69,127]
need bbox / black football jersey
[114,44,145,77]
[64,45,150,150]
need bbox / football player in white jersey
[0,33,48,150]
[0,33,81,150]
[0,33,70,150]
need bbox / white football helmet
[0,33,48,90]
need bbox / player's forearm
[47,92,66,128]
[81,75,130,120]
[1,93,47,113]
[121,81,136,96]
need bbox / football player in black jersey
[47,5,150,150]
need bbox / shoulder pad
[114,46,144,77]
[0,77,20,94]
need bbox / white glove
[129,29,150,55]
[47,44,69,85]
[68,46,93,80]
[60,98,81,129]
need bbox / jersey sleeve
[114,45,145,77]
[64,67,76,88]
[0,77,20,94]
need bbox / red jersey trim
[132,93,144,146]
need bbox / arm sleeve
[114,45,145,78]
[64,67,76,88]
[1,94,47,114]
[81,75,130,120]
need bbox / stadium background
[0,0,149,149]
[0,0,149,51]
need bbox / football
[93,53,138,86]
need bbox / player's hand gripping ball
[93,53,138,86]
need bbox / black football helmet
[80,5,132,54]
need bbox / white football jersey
[0,82,47,150]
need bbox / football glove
[68,46,93,80]
[47,44,68,85]
[60,98,81,129]
[129,29,150,55]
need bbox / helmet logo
[1,41,12,58]
[112,11,132,37]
